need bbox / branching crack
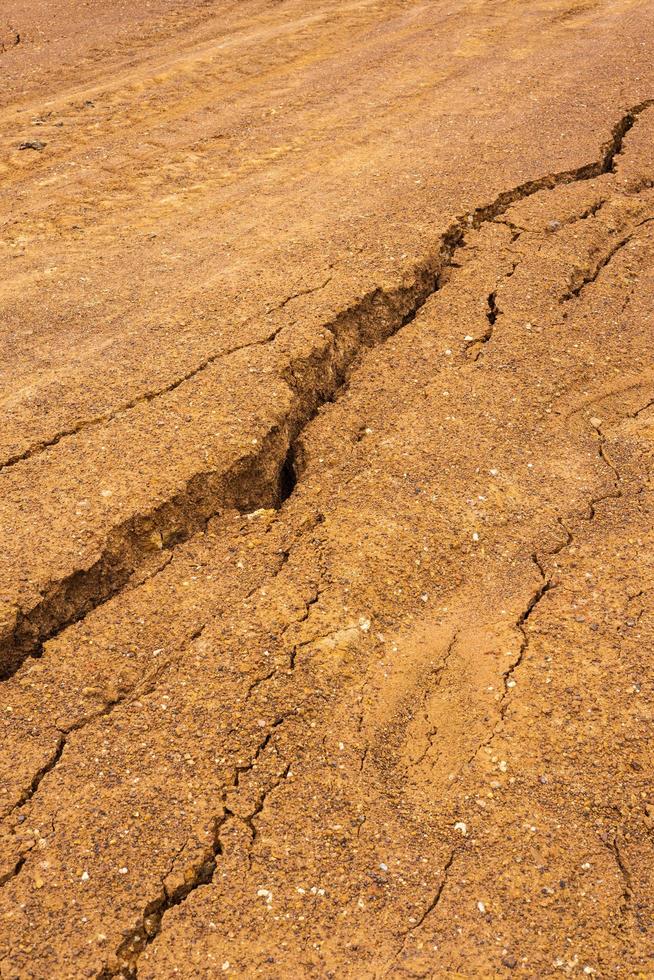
[501,571,553,715]
[0,331,285,475]
[470,410,626,764]
[632,397,654,419]
[463,292,498,360]
[270,275,333,312]
[3,99,651,694]
[384,848,458,975]
[7,736,65,818]
[1,639,192,828]
[562,232,633,302]
[97,721,292,978]
[96,811,227,979]
[238,764,292,853]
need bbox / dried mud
[1,1,654,978]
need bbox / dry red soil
[1,1,654,977]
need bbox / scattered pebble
[257,888,273,906]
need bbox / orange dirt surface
[1,1,654,977]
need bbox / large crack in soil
[0,281,337,476]
[91,104,654,974]
[1,100,651,690]
[0,514,321,842]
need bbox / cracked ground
[1,1,654,977]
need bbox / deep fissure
[1,100,651,685]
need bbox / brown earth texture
[1,0,654,977]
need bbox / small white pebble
[380,863,388,872]
[118,867,128,875]
[477,901,486,913]
[257,888,273,906]
[81,871,90,881]
[454,821,468,835]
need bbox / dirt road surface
[1,0,654,976]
